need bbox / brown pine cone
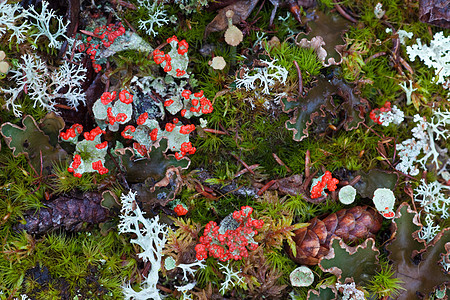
[286,206,383,265]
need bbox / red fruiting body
[182,90,191,99]
[310,171,339,199]
[165,123,175,132]
[95,141,108,149]
[121,125,135,139]
[369,101,391,125]
[77,23,125,73]
[153,49,166,64]
[180,124,195,134]
[119,90,133,104]
[167,35,179,44]
[60,123,83,141]
[176,69,186,77]
[116,113,127,123]
[195,206,263,261]
[92,160,108,175]
[174,204,188,216]
[164,99,174,107]
[177,39,189,55]
[133,142,147,157]
[101,91,117,105]
[137,112,148,125]
[150,128,158,141]
[83,127,104,141]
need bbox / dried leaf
[419,0,450,29]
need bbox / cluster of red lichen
[369,101,391,125]
[195,206,263,261]
[174,204,188,216]
[310,171,339,199]
[100,90,133,126]
[60,125,108,177]
[153,36,189,77]
[77,22,126,72]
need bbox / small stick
[349,175,361,186]
[156,284,174,295]
[305,149,311,178]
[399,56,414,74]
[334,3,357,23]
[54,104,76,110]
[122,17,137,33]
[257,180,277,196]
[234,164,259,178]
[79,29,101,38]
[203,128,228,135]
[364,52,386,64]
[218,122,230,135]
[293,60,303,97]
[272,153,292,172]
[230,153,255,175]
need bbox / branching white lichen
[218,262,244,295]
[1,53,86,117]
[235,59,288,95]
[406,31,450,85]
[118,190,168,300]
[26,1,69,49]
[395,110,450,175]
[417,213,441,243]
[398,80,416,106]
[0,0,29,43]
[415,179,450,219]
[177,260,205,281]
[136,0,169,37]
[336,282,365,300]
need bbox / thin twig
[234,164,259,178]
[203,128,228,135]
[305,149,311,178]
[364,52,386,64]
[272,153,292,172]
[257,180,277,196]
[230,152,255,175]
[293,60,303,97]
[334,3,357,23]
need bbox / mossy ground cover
[0,0,449,299]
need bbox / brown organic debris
[14,192,110,235]
[286,206,382,265]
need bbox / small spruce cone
[14,192,110,235]
[286,206,382,265]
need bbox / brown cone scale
[286,206,383,265]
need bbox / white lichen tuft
[336,282,365,300]
[395,110,450,176]
[1,53,86,117]
[415,179,450,219]
[118,190,168,300]
[406,31,450,85]
[218,262,244,295]
[235,59,288,95]
[26,0,69,49]
[136,0,169,37]
[0,0,29,43]
[177,260,206,281]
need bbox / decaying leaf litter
[0,0,449,299]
